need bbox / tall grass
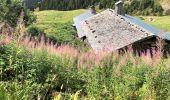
[0,32,170,99]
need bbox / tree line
[124,0,163,16]
[24,0,164,15]
[24,0,115,11]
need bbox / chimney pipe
[90,5,96,14]
[115,0,125,16]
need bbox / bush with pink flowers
[0,33,170,100]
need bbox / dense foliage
[24,0,104,10]
[24,0,164,15]
[0,37,170,99]
[31,10,86,46]
[124,0,164,16]
[0,0,36,27]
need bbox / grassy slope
[141,16,170,33]
[35,9,86,24]
[34,9,86,44]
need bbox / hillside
[25,0,168,16]
[33,9,86,45]
[141,16,170,33]
[1,2,170,99]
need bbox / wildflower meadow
[0,27,170,100]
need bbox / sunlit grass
[34,9,86,33]
[35,9,86,23]
[33,9,87,44]
[140,16,170,33]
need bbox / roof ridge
[123,15,170,40]
[118,15,154,37]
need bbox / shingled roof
[122,15,170,40]
[73,11,95,38]
[80,9,170,52]
[74,9,170,52]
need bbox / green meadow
[141,16,170,33]
[35,10,86,23]
[33,10,86,45]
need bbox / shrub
[153,4,163,16]
[0,31,170,99]
[0,41,86,99]
[27,25,44,37]
[124,0,164,16]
